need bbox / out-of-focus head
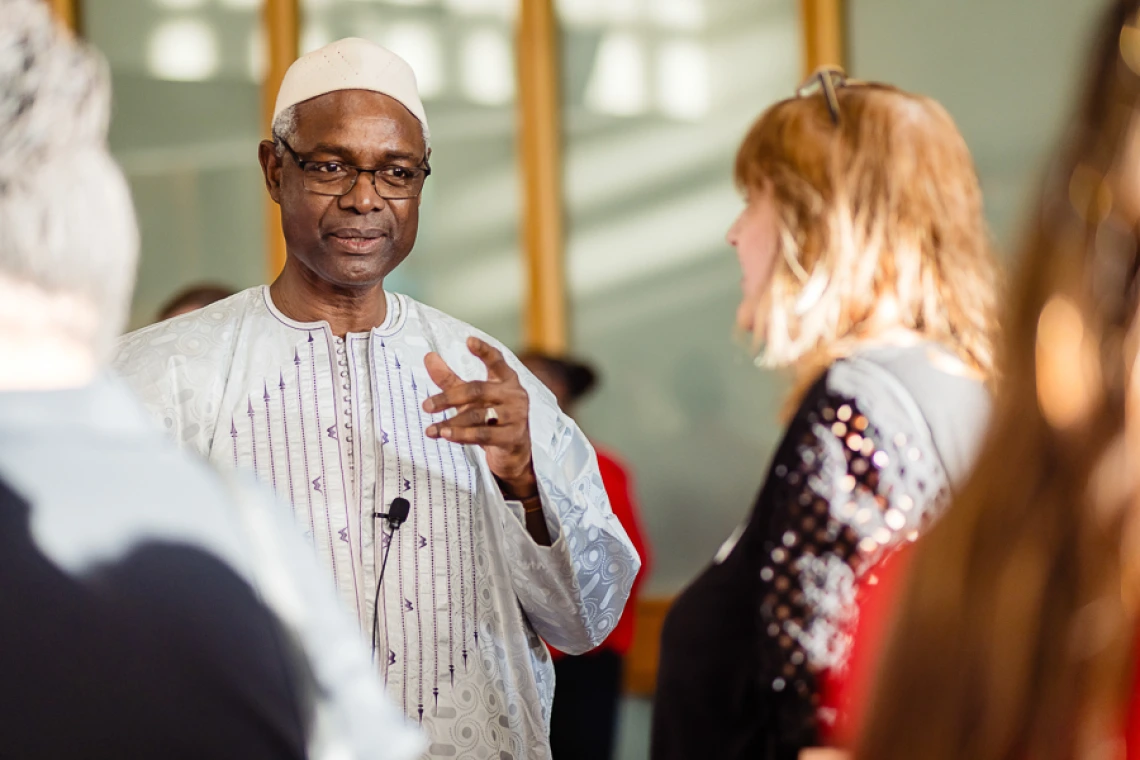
[258,38,431,291]
[1018,2,1140,440]
[156,283,235,322]
[729,69,998,377]
[0,0,137,385]
[855,6,1140,760]
[518,352,598,414]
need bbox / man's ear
[258,140,283,205]
[418,146,432,209]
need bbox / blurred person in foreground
[0,2,422,758]
[157,282,235,321]
[841,3,1140,759]
[649,68,1000,760]
[112,36,639,758]
[519,352,654,760]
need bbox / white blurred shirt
[0,377,426,760]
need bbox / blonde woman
[650,71,1000,760]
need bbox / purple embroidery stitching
[279,372,297,519]
[382,340,410,715]
[350,336,370,569]
[309,332,339,591]
[442,439,459,683]
[369,343,392,684]
[295,347,317,544]
[393,354,425,722]
[247,397,259,481]
[412,380,440,712]
[379,339,404,688]
[263,383,278,495]
[468,458,478,647]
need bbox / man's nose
[339,170,388,214]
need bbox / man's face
[259,89,428,289]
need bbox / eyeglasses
[275,135,431,199]
[795,66,865,125]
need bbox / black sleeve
[755,368,951,747]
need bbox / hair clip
[796,66,854,125]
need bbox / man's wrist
[495,458,551,545]
[518,492,544,515]
[494,462,538,501]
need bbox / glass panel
[84,0,268,328]
[301,0,523,347]
[561,0,803,595]
[847,0,1106,245]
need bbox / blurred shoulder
[113,287,261,372]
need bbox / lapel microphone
[371,497,411,659]
[377,497,410,529]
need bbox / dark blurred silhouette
[520,351,653,760]
[157,282,236,321]
[0,476,308,760]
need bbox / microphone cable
[371,498,410,661]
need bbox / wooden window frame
[800,0,846,77]
[57,0,843,352]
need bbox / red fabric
[819,547,913,748]
[822,552,1140,759]
[550,446,652,659]
[1128,631,1140,760]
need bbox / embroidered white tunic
[112,286,640,760]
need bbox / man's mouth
[328,228,387,254]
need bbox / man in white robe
[113,38,640,760]
[0,5,422,758]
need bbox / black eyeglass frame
[274,134,432,199]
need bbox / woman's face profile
[726,184,781,334]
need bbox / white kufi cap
[273,37,429,140]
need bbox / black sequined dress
[651,344,990,760]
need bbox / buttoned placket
[334,336,354,481]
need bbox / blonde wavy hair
[734,74,999,379]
